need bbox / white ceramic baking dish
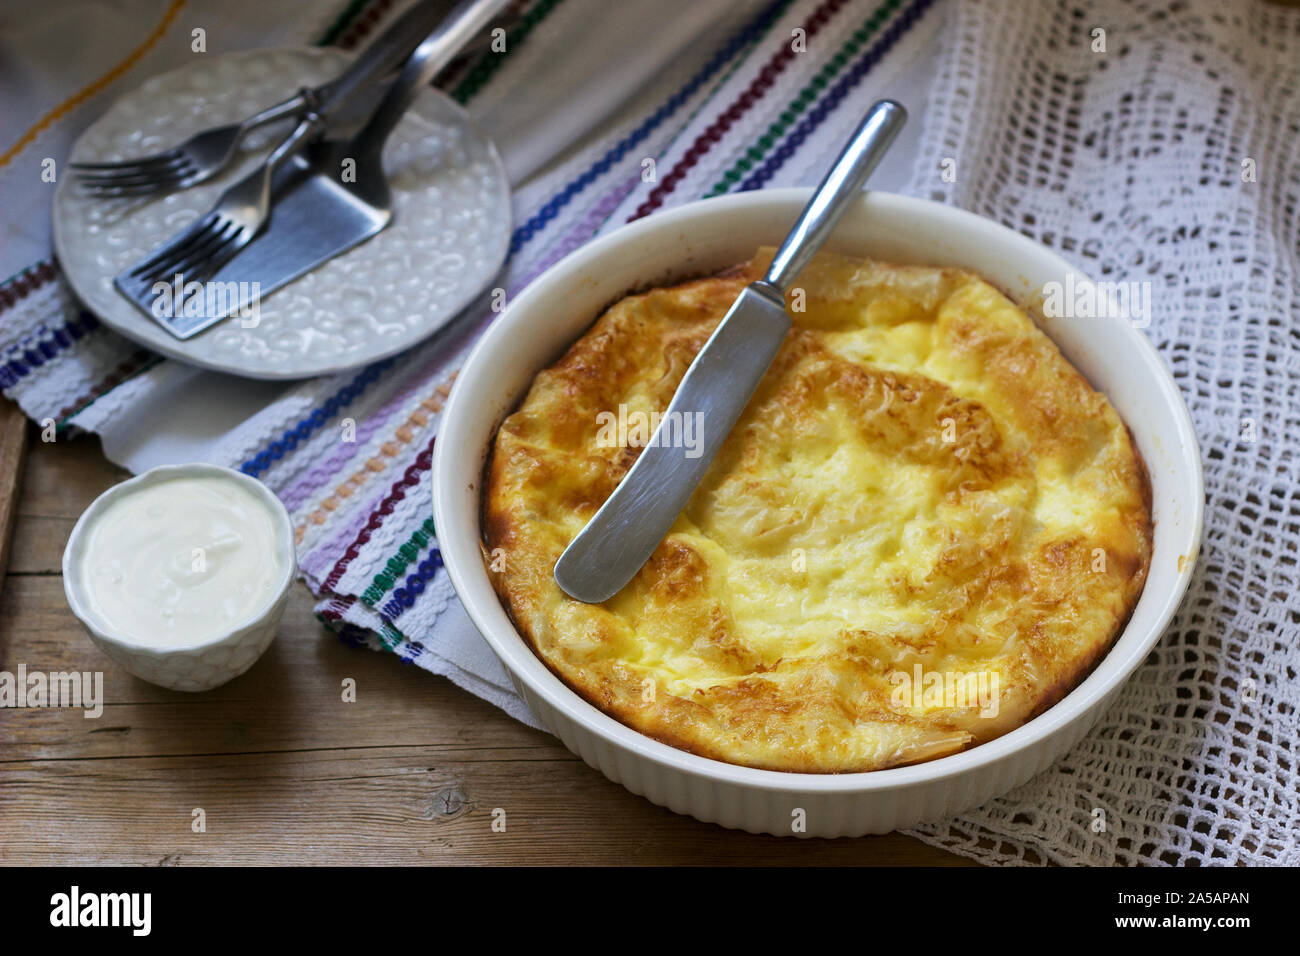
[432,189,1204,837]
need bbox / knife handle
[233,1,445,137]
[312,0,447,119]
[765,100,907,292]
[358,0,513,152]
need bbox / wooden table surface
[0,407,973,865]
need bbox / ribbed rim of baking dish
[435,189,1206,795]
[62,462,298,656]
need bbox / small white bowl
[63,463,297,692]
[433,189,1204,837]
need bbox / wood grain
[0,400,28,586]
[0,433,974,865]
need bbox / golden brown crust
[483,250,1152,773]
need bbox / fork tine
[159,221,247,289]
[70,150,183,172]
[77,180,193,200]
[75,160,193,186]
[202,226,250,277]
[77,171,195,195]
[75,168,194,189]
[77,173,196,198]
[185,226,249,287]
[75,155,191,176]
[135,237,221,288]
[127,215,222,282]
[169,221,237,279]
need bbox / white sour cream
[79,475,286,645]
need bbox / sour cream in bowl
[63,463,296,692]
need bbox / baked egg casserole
[483,249,1152,773]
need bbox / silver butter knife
[554,100,907,604]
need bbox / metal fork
[71,0,447,199]
[117,114,325,294]
[71,97,307,198]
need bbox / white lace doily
[902,0,1300,865]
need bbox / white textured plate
[54,48,511,380]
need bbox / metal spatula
[554,101,907,604]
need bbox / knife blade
[553,100,908,604]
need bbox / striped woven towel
[1,0,941,715]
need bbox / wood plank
[0,579,535,760]
[0,749,972,866]
[8,428,129,575]
[0,400,28,584]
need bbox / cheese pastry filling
[484,249,1152,773]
